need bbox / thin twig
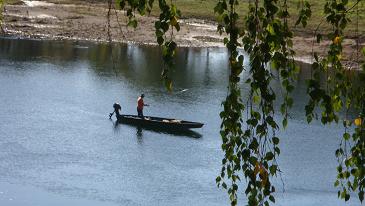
[345,0,362,13]
[112,4,126,38]
[106,0,118,77]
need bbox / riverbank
[1,0,364,64]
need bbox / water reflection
[1,37,362,206]
[0,38,229,90]
[129,124,202,139]
[0,37,357,120]
[111,119,120,133]
[136,126,143,144]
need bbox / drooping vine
[90,0,365,204]
[154,0,181,90]
[305,0,365,203]
[115,0,181,90]
[214,0,245,205]
[216,0,299,205]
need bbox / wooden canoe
[117,114,204,130]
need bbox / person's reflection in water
[136,126,143,144]
[112,120,120,133]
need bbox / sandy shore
[1,0,364,64]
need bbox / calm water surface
[0,38,360,205]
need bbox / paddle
[109,111,114,119]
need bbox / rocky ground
[1,0,364,64]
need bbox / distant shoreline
[1,0,363,66]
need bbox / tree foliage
[111,0,365,205]
[304,0,365,203]
[214,0,299,205]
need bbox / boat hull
[117,115,204,130]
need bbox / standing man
[137,94,149,118]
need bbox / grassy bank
[153,0,357,37]
[167,0,365,37]
[8,0,365,37]
[4,0,23,5]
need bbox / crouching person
[109,103,121,119]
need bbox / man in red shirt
[137,94,149,118]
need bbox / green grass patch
[150,0,365,36]
[4,0,23,5]
[10,0,364,36]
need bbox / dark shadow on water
[111,119,120,133]
[110,120,203,139]
[136,126,143,144]
[132,125,203,139]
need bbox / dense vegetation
[2,0,365,205]
[111,0,365,205]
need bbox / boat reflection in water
[134,125,203,139]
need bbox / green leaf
[171,4,177,16]
[359,191,364,202]
[223,37,229,45]
[161,22,169,32]
[343,133,350,141]
[306,115,313,123]
[334,180,339,187]
[269,195,275,203]
[157,36,164,45]
[341,191,346,199]
[214,2,224,14]
[216,176,221,183]
[127,19,138,28]
[266,152,274,161]
[253,95,260,104]
[274,147,280,155]
[164,78,173,92]
[155,21,161,29]
[272,137,279,145]
[238,55,244,65]
[119,0,126,9]
[249,138,259,150]
[115,0,121,9]
[269,165,277,175]
[295,16,302,26]
[155,29,164,37]
[282,118,288,129]
[267,24,275,35]
[174,23,180,32]
[345,194,350,201]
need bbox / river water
[0,38,360,205]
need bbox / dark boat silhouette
[117,114,204,131]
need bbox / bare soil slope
[2,1,364,63]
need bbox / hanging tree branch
[102,0,365,204]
